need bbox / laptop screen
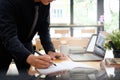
[85,34,97,52]
[94,31,108,57]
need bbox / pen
[34,50,56,66]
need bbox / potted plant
[104,30,120,58]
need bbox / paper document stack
[36,60,94,75]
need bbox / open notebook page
[36,61,94,75]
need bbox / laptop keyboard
[69,53,103,61]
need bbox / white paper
[36,61,94,75]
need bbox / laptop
[69,34,97,54]
[69,31,107,61]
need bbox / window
[73,0,97,25]
[104,0,119,32]
[50,0,70,24]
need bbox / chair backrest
[80,28,96,38]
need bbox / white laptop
[69,31,107,61]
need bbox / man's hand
[26,54,52,69]
[48,51,68,60]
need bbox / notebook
[36,60,94,75]
[69,31,107,61]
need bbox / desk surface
[3,61,120,80]
[26,60,120,80]
[35,61,120,80]
[4,60,120,80]
[33,50,120,80]
[5,50,120,80]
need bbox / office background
[32,0,119,51]
[49,0,119,38]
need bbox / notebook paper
[36,61,94,75]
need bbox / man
[0,0,66,76]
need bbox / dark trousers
[0,42,34,76]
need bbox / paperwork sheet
[36,60,94,75]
